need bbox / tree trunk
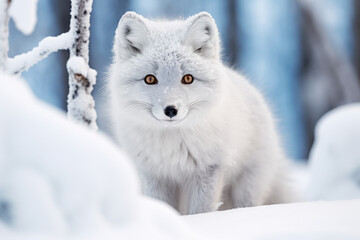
[67,0,98,130]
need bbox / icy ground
[1,72,360,239]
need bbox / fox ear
[184,12,220,60]
[114,12,149,60]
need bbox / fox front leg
[186,165,223,215]
[141,174,179,211]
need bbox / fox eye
[144,75,158,85]
[181,74,194,84]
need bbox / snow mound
[9,0,38,35]
[0,72,199,239]
[1,71,359,239]
[308,103,360,200]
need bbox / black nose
[164,106,178,118]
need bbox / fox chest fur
[117,119,231,181]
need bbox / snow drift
[1,72,360,239]
[308,103,360,200]
[0,72,199,239]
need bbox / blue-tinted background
[8,0,360,160]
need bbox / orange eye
[144,75,158,85]
[181,74,194,84]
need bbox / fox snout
[164,105,178,118]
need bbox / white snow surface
[0,72,199,239]
[9,0,38,35]
[184,200,360,240]
[308,103,360,200]
[1,72,360,239]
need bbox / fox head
[109,11,224,128]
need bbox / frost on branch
[67,56,97,129]
[67,0,98,130]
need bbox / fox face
[110,12,224,128]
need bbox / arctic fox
[107,11,292,214]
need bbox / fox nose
[164,106,178,118]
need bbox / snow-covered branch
[7,32,72,74]
[67,0,98,130]
[1,0,98,129]
[0,0,10,70]
[3,0,63,74]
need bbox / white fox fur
[107,11,293,214]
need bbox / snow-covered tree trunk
[0,0,10,71]
[67,0,97,130]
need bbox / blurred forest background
[8,0,360,160]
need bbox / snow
[66,56,98,130]
[8,0,38,35]
[1,74,360,239]
[0,71,138,231]
[67,56,90,78]
[0,72,199,239]
[184,200,360,240]
[308,103,360,200]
